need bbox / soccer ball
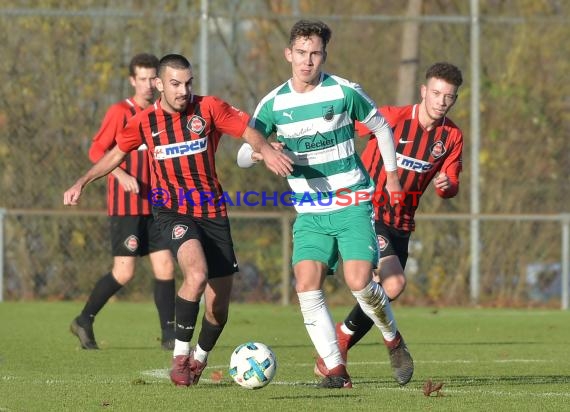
[228,342,277,389]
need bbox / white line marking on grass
[141,358,554,381]
[440,388,570,398]
[140,369,323,387]
[1,376,17,381]
[138,369,570,398]
[344,359,553,366]
[141,369,169,380]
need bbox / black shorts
[154,209,238,278]
[375,221,411,269]
[110,215,170,257]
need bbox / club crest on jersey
[430,141,446,158]
[124,235,139,252]
[187,115,206,134]
[377,235,388,251]
[172,224,188,240]
[322,105,335,121]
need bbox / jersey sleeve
[356,106,400,138]
[209,96,250,138]
[116,115,144,153]
[249,97,276,138]
[436,130,463,198]
[343,82,377,124]
[378,106,399,127]
[88,104,124,163]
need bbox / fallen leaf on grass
[210,370,223,383]
[422,379,445,397]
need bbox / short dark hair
[128,53,159,77]
[426,62,463,88]
[158,54,191,78]
[289,20,332,49]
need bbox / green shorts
[292,202,379,271]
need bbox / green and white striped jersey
[251,73,379,213]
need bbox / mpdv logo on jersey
[396,153,433,172]
[154,137,208,160]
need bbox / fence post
[469,0,481,305]
[562,214,570,310]
[0,208,5,302]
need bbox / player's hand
[116,174,140,193]
[433,172,450,192]
[385,171,403,205]
[251,142,285,162]
[260,144,293,177]
[63,183,84,206]
[270,142,285,151]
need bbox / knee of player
[385,275,407,300]
[153,262,175,278]
[206,306,229,326]
[111,268,136,284]
[182,273,208,290]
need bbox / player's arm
[237,143,261,168]
[237,142,286,168]
[89,106,139,191]
[434,136,463,198]
[64,145,128,205]
[241,127,293,176]
[362,111,403,202]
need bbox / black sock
[343,304,374,349]
[197,317,225,352]
[175,295,200,342]
[79,272,122,324]
[154,279,175,331]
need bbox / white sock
[352,281,397,341]
[193,343,209,364]
[297,290,343,370]
[173,339,190,357]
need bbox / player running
[314,62,464,381]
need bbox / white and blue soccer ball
[229,342,277,389]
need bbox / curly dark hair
[289,20,332,49]
[425,62,463,87]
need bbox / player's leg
[147,215,176,350]
[190,216,238,385]
[293,214,352,389]
[149,249,176,349]
[168,236,207,386]
[70,216,138,350]
[339,223,410,350]
[191,274,233,385]
[337,204,413,385]
[155,211,207,386]
[342,255,406,348]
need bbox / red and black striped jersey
[89,97,151,216]
[357,104,463,231]
[117,95,249,217]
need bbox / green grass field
[1,302,569,411]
